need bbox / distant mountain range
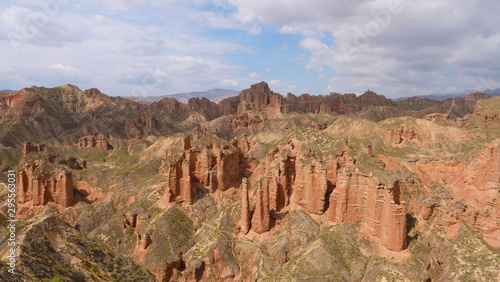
[128,89,239,104]
[483,88,500,96]
[395,88,500,101]
[0,89,15,93]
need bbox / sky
[1,0,500,98]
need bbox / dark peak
[362,89,379,96]
[359,89,387,101]
[248,81,271,94]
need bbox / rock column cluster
[17,161,74,207]
[328,168,407,251]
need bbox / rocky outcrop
[17,161,74,207]
[293,158,328,215]
[476,143,500,190]
[327,166,407,251]
[387,126,416,144]
[22,141,45,157]
[218,96,239,115]
[238,81,281,113]
[240,179,251,234]
[77,181,112,203]
[160,136,241,204]
[229,113,264,132]
[249,140,330,215]
[46,154,85,170]
[135,132,143,140]
[461,96,500,128]
[251,178,271,233]
[73,133,110,150]
[424,113,449,122]
[186,97,221,120]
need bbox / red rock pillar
[251,178,271,233]
[181,160,193,204]
[241,178,251,234]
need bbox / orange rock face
[134,132,143,140]
[240,179,251,234]
[405,141,500,247]
[387,126,416,144]
[229,113,264,132]
[77,181,112,203]
[17,161,74,207]
[327,167,407,252]
[251,178,271,234]
[293,158,328,215]
[160,136,241,204]
[73,133,110,150]
[476,144,500,190]
[238,81,279,113]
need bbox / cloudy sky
[1,0,499,98]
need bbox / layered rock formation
[248,140,329,215]
[73,133,110,150]
[387,126,416,144]
[251,178,271,233]
[240,179,251,234]
[17,161,74,207]
[476,143,500,190]
[405,140,500,247]
[327,166,407,251]
[160,136,241,204]
[229,113,264,132]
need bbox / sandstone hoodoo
[17,160,74,207]
[251,178,272,234]
[240,178,251,234]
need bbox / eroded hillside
[0,83,499,281]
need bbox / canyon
[0,82,499,281]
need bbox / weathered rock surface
[240,178,251,234]
[3,216,156,281]
[2,82,500,281]
[328,165,407,251]
[72,133,110,150]
[17,161,74,207]
[159,135,241,204]
[22,141,45,157]
[251,178,271,233]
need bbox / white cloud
[223,0,500,97]
[48,63,78,72]
[220,79,239,87]
[269,79,297,94]
[279,25,295,34]
[248,72,260,79]
[248,25,261,35]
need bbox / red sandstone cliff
[327,166,407,251]
[72,133,110,150]
[159,136,241,204]
[17,161,74,207]
[405,140,500,247]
